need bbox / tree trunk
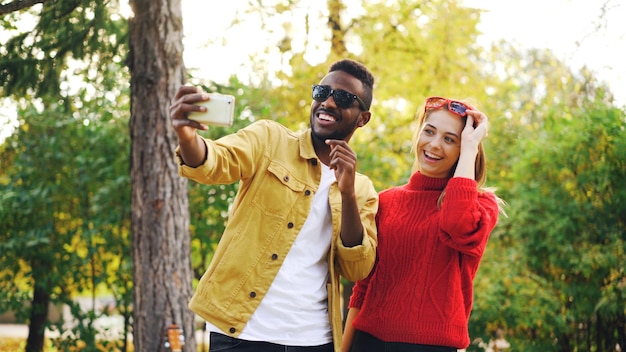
[618,315,626,352]
[128,0,195,351]
[327,0,348,57]
[25,281,50,352]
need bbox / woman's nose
[430,136,443,149]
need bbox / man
[169,59,378,352]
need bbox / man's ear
[357,111,371,127]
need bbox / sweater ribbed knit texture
[349,172,499,349]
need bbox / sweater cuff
[348,288,365,309]
[446,177,478,199]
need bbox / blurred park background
[1,0,624,351]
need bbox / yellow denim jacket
[177,120,378,352]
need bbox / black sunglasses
[312,85,368,111]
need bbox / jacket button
[287,222,294,229]
[229,327,236,334]
[271,253,278,260]
[305,190,311,196]
[250,291,256,298]
[283,175,290,182]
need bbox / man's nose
[322,94,337,109]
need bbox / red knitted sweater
[348,172,500,349]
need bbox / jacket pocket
[250,161,307,217]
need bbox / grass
[0,338,24,352]
[0,337,134,352]
[0,337,211,351]
[0,338,56,352]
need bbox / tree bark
[128,0,195,351]
[25,280,50,352]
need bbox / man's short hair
[329,59,374,110]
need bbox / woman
[342,96,505,352]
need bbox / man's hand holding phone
[170,86,209,132]
[169,86,236,167]
[170,86,235,138]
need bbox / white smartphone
[188,93,235,127]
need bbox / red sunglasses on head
[424,96,473,117]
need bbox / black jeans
[348,330,456,352]
[209,331,334,352]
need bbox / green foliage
[486,97,626,350]
[1,0,132,347]
[0,93,131,348]
[0,0,128,98]
[1,56,131,352]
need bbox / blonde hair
[411,98,507,215]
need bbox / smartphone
[188,93,235,127]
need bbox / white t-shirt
[207,163,335,346]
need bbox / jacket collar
[298,128,319,161]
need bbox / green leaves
[0,0,128,98]
[499,98,626,349]
[0,53,131,348]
